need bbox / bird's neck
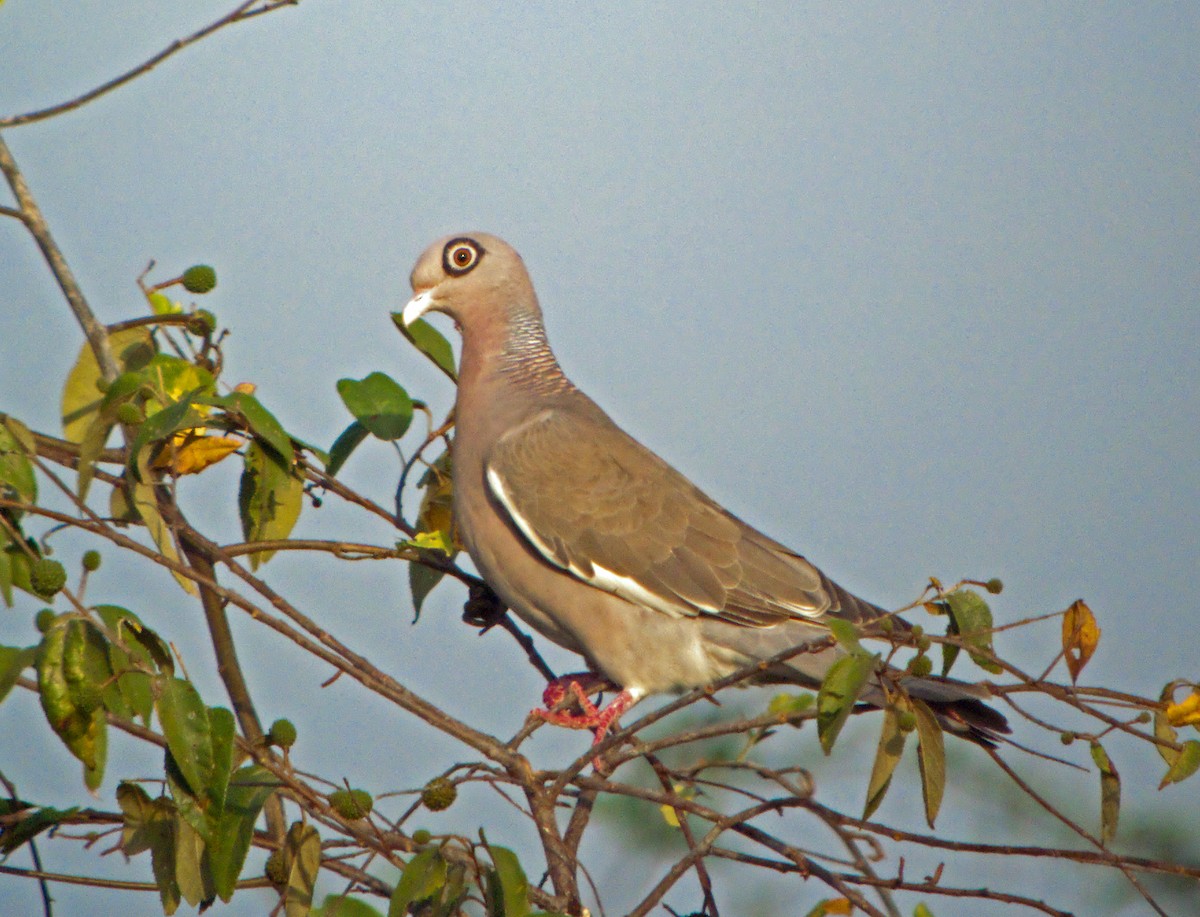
[461,308,575,398]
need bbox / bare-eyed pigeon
[402,232,1008,756]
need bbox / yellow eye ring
[443,238,482,276]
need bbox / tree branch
[0,1,295,129]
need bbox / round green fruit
[181,265,217,294]
[115,403,144,425]
[264,849,288,885]
[329,788,373,820]
[82,550,102,572]
[985,578,1004,595]
[35,609,57,633]
[421,777,457,812]
[907,655,933,677]
[30,559,68,598]
[188,309,217,336]
[268,718,297,748]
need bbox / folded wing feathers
[486,407,879,628]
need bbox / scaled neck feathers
[495,308,575,396]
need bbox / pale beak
[402,289,436,326]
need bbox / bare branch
[0,2,295,129]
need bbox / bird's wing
[484,405,882,627]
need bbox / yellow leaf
[1062,599,1100,682]
[61,328,155,442]
[232,382,257,395]
[1167,690,1200,729]
[805,899,853,917]
[408,530,453,554]
[153,431,242,475]
[659,783,694,829]
[415,452,460,552]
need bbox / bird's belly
[456,485,750,695]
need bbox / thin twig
[0,2,293,128]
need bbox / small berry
[264,849,288,886]
[985,578,1004,595]
[915,633,932,653]
[907,655,933,677]
[896,710,918,733]
[1060,732,1075,746]
[116,403,144,425]
[421,777,457,812]
[82,550,102,572]
[329,788,373,820]
[411,829,432,845]
[268,718,297,748]
[188,310,217,336]
[910,624,924,639]
[35,609,57,633]
[181,265,217,294]
[30,559,67,598]
[1135,711,1152,724]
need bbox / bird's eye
[443,238,482,276]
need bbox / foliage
[1,6,1197,917]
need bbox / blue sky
[1,4,1197,915]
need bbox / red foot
[531,673,640,771]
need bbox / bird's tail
[885,675,1011,746]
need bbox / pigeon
[402,232,1008,755]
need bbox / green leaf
[0,802,80,855]
[37,621,109,785]
[208,765,281,902]
[75,413,115,502]
[825,618,863,654]
[207,706,235,814]
[174,812,216,907]
[410,561,446,621]
[392,314,458,381]
[63,619,114,716]
[221,391,295,466]
[156,677,214,801]
[942,589,1001,674]
[483,842,530,917]
[0,644,37,705]
[0,549,12,607]
[336,373,414,441]
[238,441,304,569]
[767,691,815,718]
[143,353,216,404]
[129,481,197,595]
[1090,741,1121,844]
[913,904,936,917]
[0,417,37,507]
[326,421,369,477]
[816,652,877,754]
[61,328,155,442]
[95,605,157,724]
[863,704,908,820]
[284,821,322,917]
[388,848,445,917]
[912,698,945,828]
[314,895,386,917]
[1160,739,1200,788]
[116,782,181,914]
[128,396,204,479]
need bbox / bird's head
[402,232,539,332]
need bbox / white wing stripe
[486,465,690,619]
